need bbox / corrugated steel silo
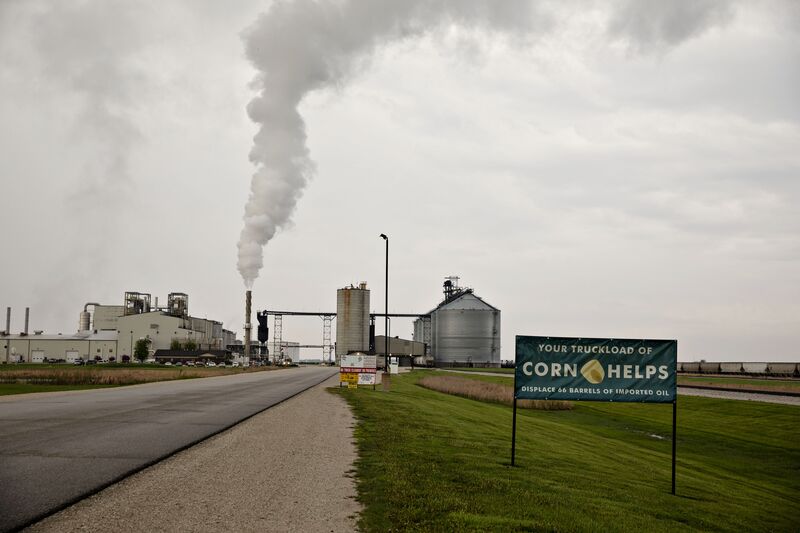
[430,290,500,367]
[335,284,370,361]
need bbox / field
[334,371,799,532]
[0,363,277,395]
[679,376,800,394]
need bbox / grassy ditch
[419,375,572,410]
[0,383,117,396]
[0,364,278,395]
[334,371,799,532]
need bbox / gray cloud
[608,0,737,51]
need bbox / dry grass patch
[418,375,572,410]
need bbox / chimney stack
[4,307,9,335]
[244,290,252,360]
[24,307,29,335]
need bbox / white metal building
[1,331,118,363]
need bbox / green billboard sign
[515,336,677,403]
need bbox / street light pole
[380,233,388,371]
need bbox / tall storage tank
[79,311,91,332]
[431,290,500,367]
[335,283,370,362]
[413,316,432,354]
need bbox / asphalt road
[0,366,337,532]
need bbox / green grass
[334,372,799,532]
[0,383,114,395]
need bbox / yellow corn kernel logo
[581,359,605,384]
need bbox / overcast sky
[1,0,798,361]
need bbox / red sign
[340,367,377,374]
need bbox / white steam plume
[236,0,740,287]
[236,0,539,287]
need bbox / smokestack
[244,290,252,360]
[5,307,9,335]
[24,307,29,335]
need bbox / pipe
[24,307,29,335]
[244,290,252,360]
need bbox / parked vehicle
[72,359,85,366]
[206,362,216,367]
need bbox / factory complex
[303,276,501,367]
[1,292,237,364]
[2,276,502,367]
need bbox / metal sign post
[511,367,518,466]
[672,400,677,495]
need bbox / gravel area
[26,376,360,533]
[678,386,800,406]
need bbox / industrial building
[1,331,119,364]
[1,291,237,363]
[373,335,425,357]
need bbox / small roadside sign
[358,373,376,385]
[340,352,379,389]
[340,372,358,385]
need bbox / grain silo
[428,278,500,367]
[335,283,370,362]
